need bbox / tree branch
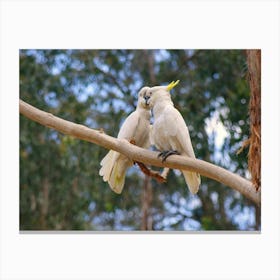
[19,99,261,206]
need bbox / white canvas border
[1,0,279,279]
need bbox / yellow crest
[166,80,180,91]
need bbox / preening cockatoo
[144,80,201,194]
[99,87,151,194]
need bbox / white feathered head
[137,86,151,109]
[144,80,180,107]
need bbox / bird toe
[158,150,180,162]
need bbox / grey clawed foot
[158,150,180,162]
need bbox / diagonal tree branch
[19,99,261,206]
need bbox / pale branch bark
[19,99,261,206]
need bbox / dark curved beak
[144,95,150,105]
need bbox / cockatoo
[144,80,201,194]
[99,87,151,194]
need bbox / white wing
[117,111,140,140]
[163,106,201,194]
[163,106,196,158]
[99,108,150,194]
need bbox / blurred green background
[20,49,259,231]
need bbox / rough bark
[246,50,261,191]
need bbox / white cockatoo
[144,80,201,194]
[99,87,151,194]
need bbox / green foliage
[20,49,258,230]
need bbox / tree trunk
[140,50,156,230]
[246,50,261,191]
[141,175,153,230]
[39,178,49,229]
[255,204,261,230]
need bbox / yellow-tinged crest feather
[166,80,180,91]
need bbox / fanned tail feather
[99,150,116,182]
[182,170,201,194]
[99,150,130,194]
[108,159,129,194]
